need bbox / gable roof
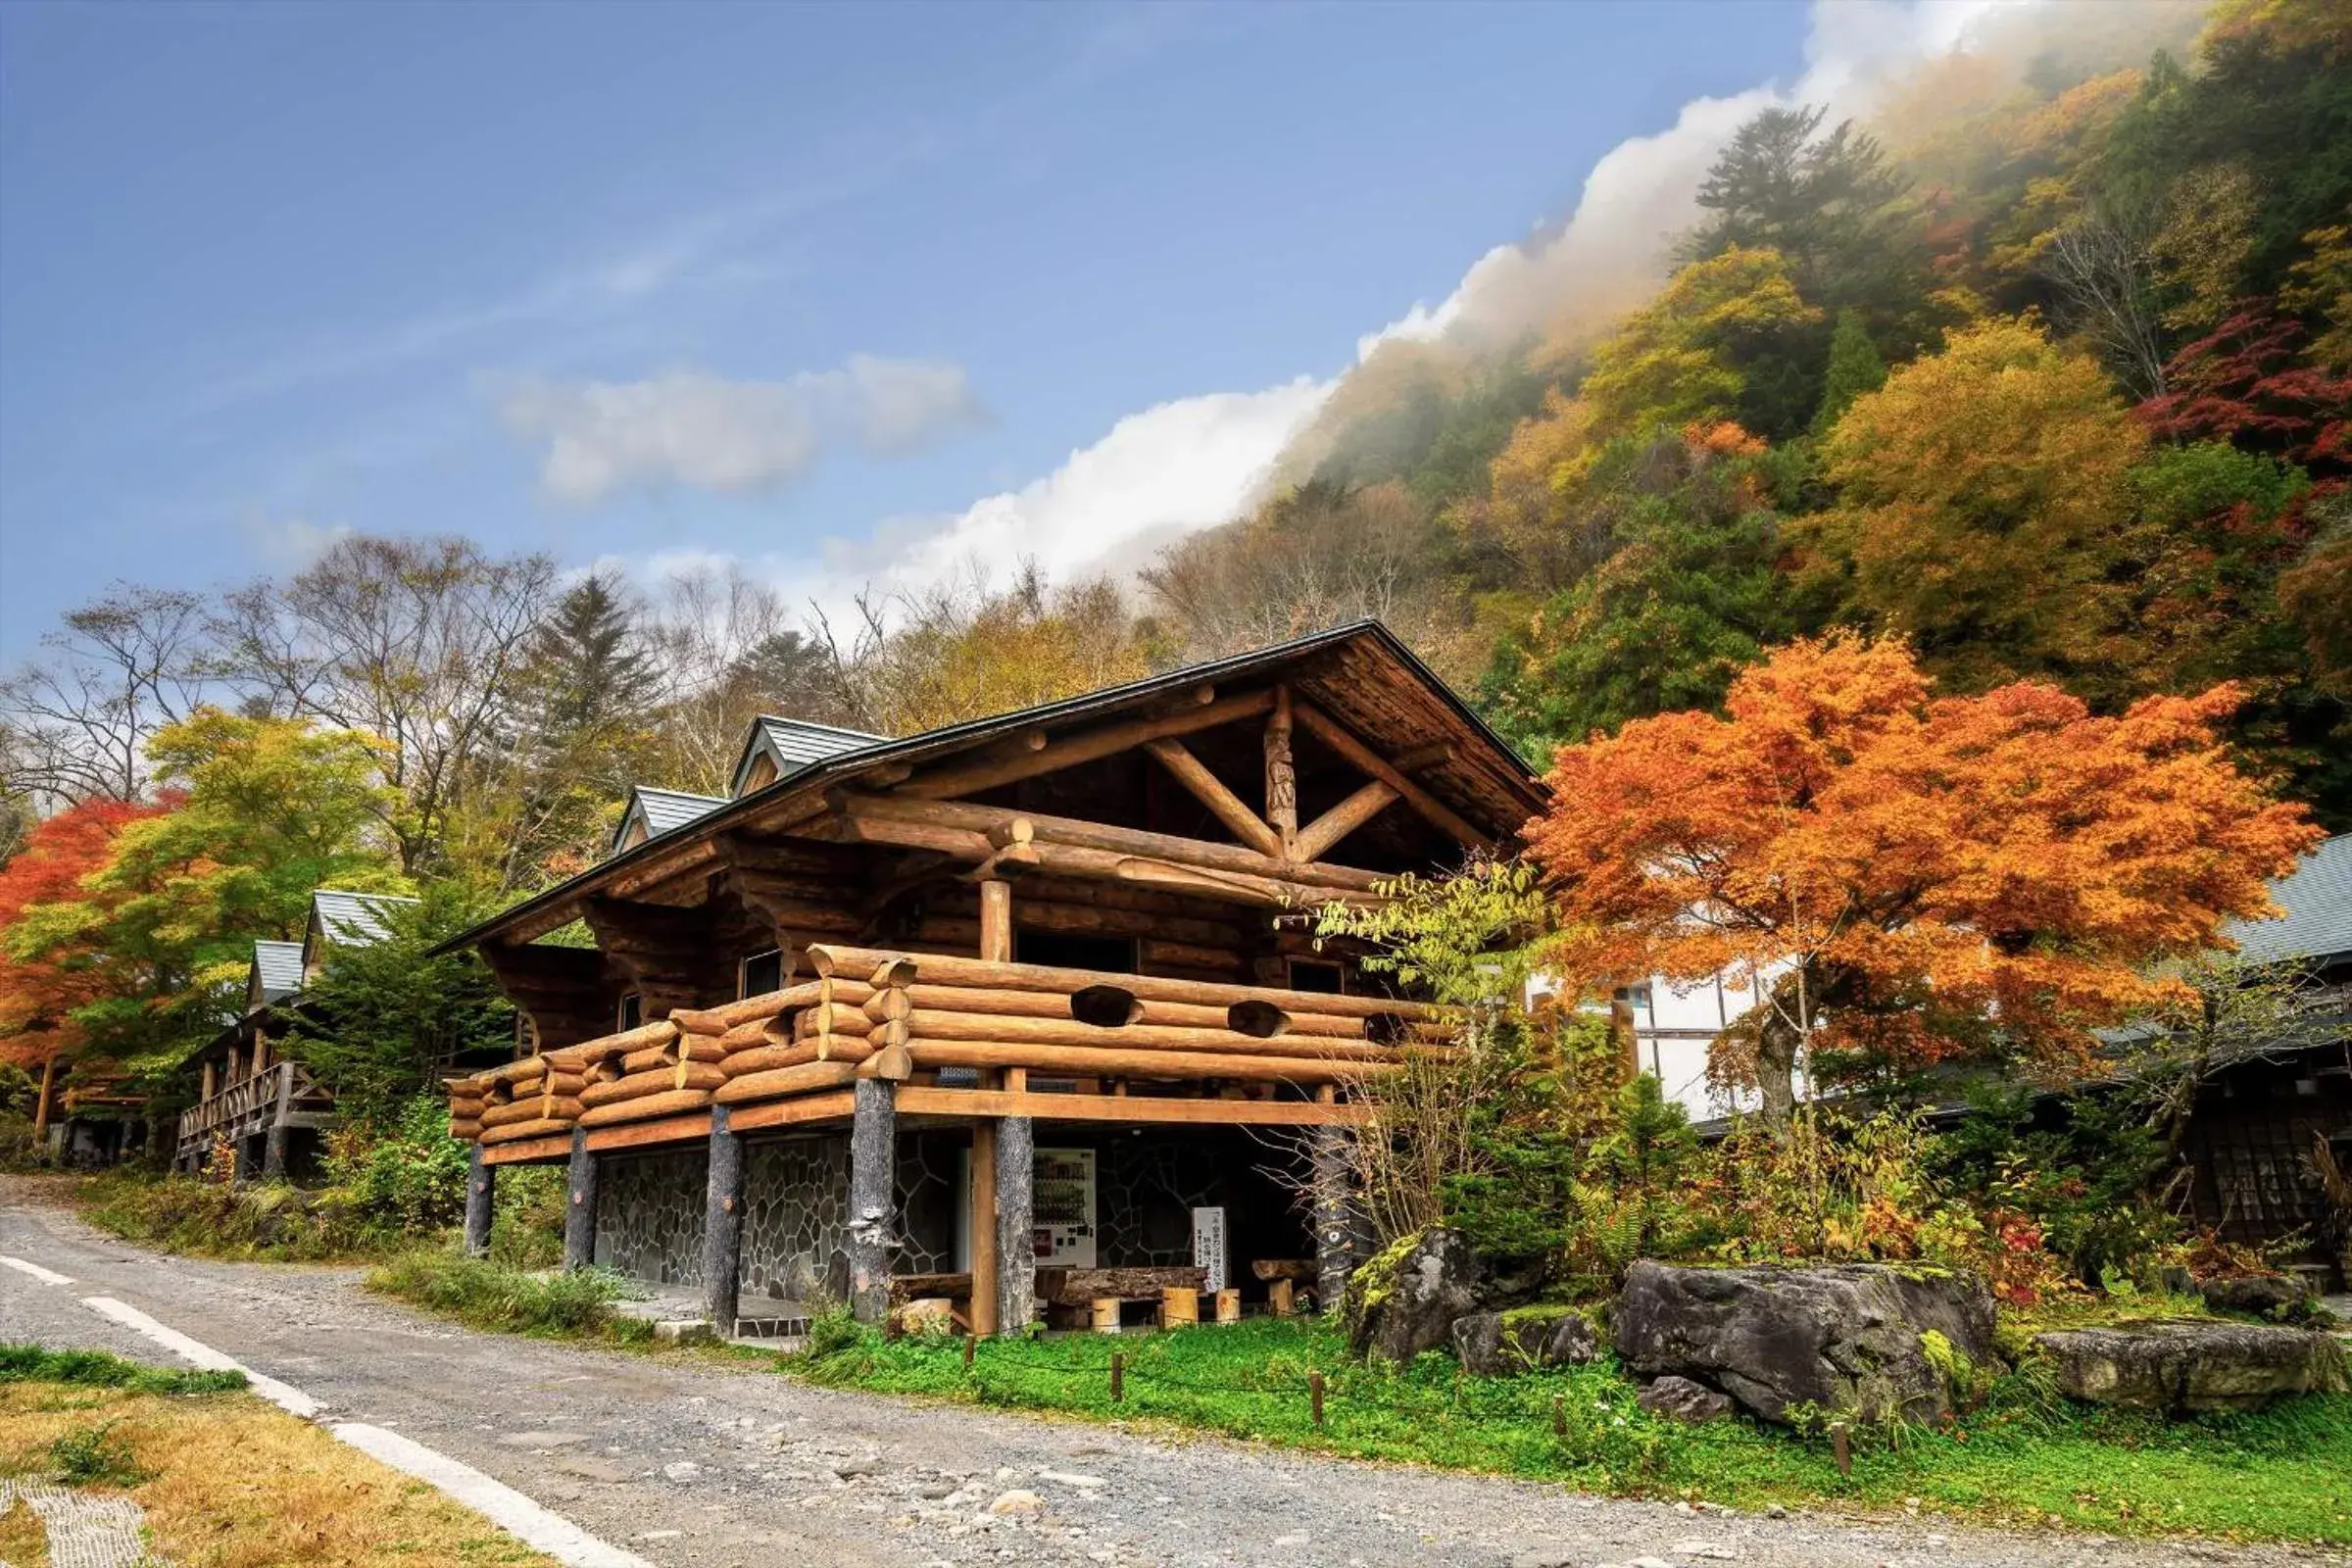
[2225,832,2352,967]
[444,620,1544,952]
[310,889,416,949]
[610,786,729,856]
[732,715,886,797]
[251,940,305,1004]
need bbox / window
[1014,930,1137,973]
[616,992,643,1031]
[1286,959,1344,994]
[741,949,784,998]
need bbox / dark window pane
[617,993,643,1031]
[742,949,784,998]
[1287,960,1344,994]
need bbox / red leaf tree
[0,797,170,1126]
[1524,635,2322,1117]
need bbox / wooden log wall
[445,945,1448,1149]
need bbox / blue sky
[0,0,1831,662]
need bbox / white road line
[0,1253,75,1286]
[79,1296,319,1417]
[333,1422,656,1568]
[68,1292,654,1568]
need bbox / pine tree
[531,574,651,737]
[1811,310,1887,434]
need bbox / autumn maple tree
[1524,634,2321,1119]
[0,796,170,1117]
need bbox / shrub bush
[367,1248,638,1338]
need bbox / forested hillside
[1145,0,2351,825]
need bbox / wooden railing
[174,1060,331,1153]
[449,946,1447,1150]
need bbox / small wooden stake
[1832,1421,1852,1478]
[1551,1394,1566,1438]
[962,1333,976,1370]
[1110,1351,1125,1402]
[1309,1370,1326,1430]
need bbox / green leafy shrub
[320,1093,470,1235]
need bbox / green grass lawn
[791,1316,2352,1545]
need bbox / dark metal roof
[734,716,885,795]
[440,620,1540,955]
[2226,832,2352,967]
[252,940,305,1003]
[609,786,728,855]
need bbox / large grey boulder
[1344,1227,1480,1363]
[2197,1274,2312,1321]
[1614,1260,1997,1425]
[1451,1307,1602,1376]
[2034,1320,2348,1412]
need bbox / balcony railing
[175,1060,333,1156]
[451,943,1449,1152]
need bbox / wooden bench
[1036,1265,1208,1330]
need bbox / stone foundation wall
[593,1147,707,1287]
[739,1134,851,1304]
[585,1124,1318,1299]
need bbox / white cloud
[830,376,1333,597]
[498,356,986,504]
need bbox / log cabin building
[441,622,1541,1337]
[172,890,417,1178]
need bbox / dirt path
[0,1182,2337,1568]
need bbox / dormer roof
[251,940,305,1004]
[609,785,729,857]
[731,715,885,798]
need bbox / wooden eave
[440,620,1542,953]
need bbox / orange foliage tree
[1524,635,2320,1118]
[0,796,170,1120]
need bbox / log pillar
[702,1105,745,1335]
[1264,684,1298,854]
[846,1079,898,1324]
[969,1119,1000,1337]
[1311,1124,1355,1315]
[464,1143,496,1257]
[564,1126,600,1271]
[261,1061,296,1179]
[995,1113,1035,1336]
[978,877,1012,962]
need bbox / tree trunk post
[847,1079,897,1324]
[463,1142,496,1258]
[995,1113,1035,1336]
[701,1105,745,1336]
[1311,1124,1355,1315]
[31,1056,57,1144]
[261,1061,296,1179]
[564,1126,599,1271]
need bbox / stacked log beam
[447,946,1447,1142]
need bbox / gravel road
[1,1179,2340,1568]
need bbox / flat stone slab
[2034,1319,2349,1412]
